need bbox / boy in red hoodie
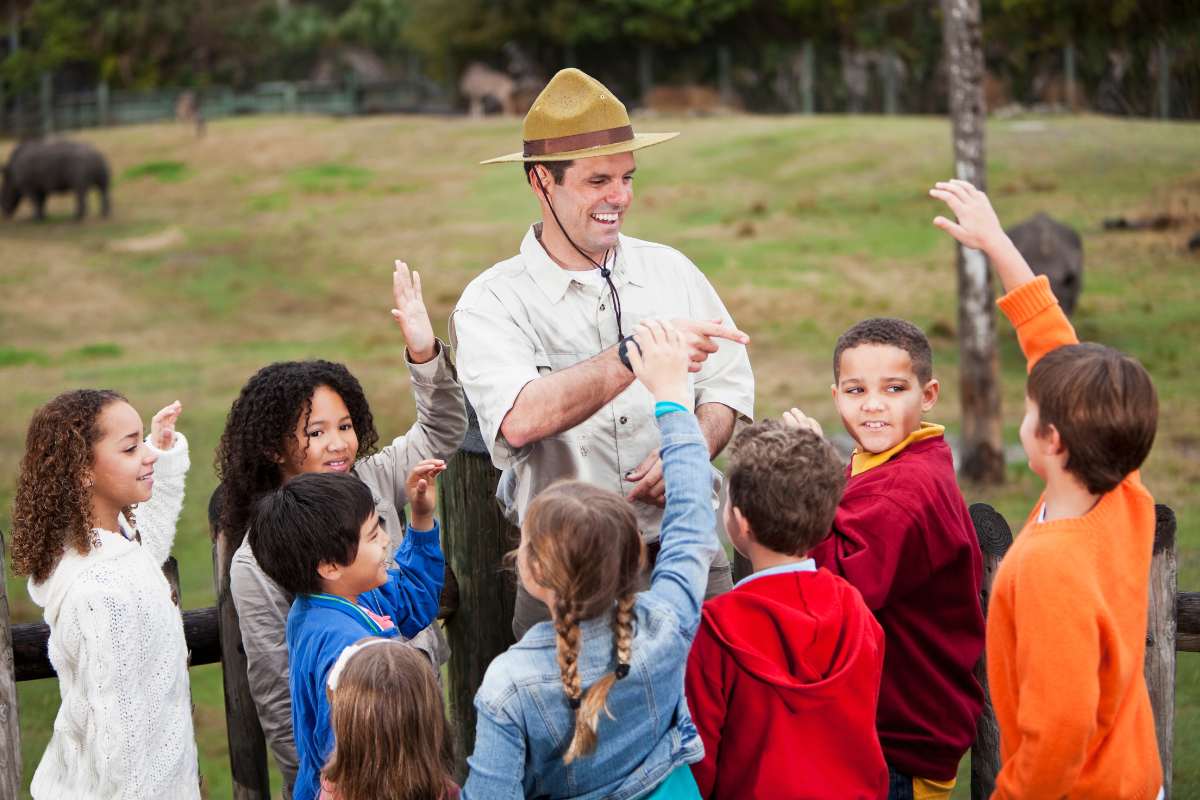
[685,420,887,800]
[789,318,985,800]
[931,178,1162,799]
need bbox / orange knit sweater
[987,276,1161,799]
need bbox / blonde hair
[522,481,643,763]
[321,639,455,800]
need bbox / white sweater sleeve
[137,432,190,566]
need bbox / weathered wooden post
[732,552,752,584]
[441,404,517,775]
[968,503,1012,800]
[1146,504,1177,798]
[208,489,272,800]
[940,0,1005,484]
[0,536,22,800]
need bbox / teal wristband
[655,401,689,418]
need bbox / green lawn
[1,112,1197,798]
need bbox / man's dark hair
[833,317,933,384]
[524,160,573,188]
[1026,342,1157,494]
[727,420,846,556]
[248,472,376,595]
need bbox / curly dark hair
[11,389,128,583]
[214,360,379,548]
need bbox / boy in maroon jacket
[685,420,887,800]
[788,318,985,800]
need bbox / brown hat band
[523,124,634,157]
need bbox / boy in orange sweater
[931,178,1163,799]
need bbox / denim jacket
[464,411,718,800]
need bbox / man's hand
[150,400,183,450]
[929,179,1008,254]
[405,458,446,530]
[667,318,750,373]
[781,407,823,436]
[391,260,437,364]
[625,449,665,507]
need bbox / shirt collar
[519,224,646,304]
[733,558,816,589]
[849,422,945,477]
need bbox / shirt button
[620,416,628,424]
[600,303,606,311]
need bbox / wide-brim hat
[481,68,679,164]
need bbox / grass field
[1,111,1198,798]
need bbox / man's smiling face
[533,152,635,263]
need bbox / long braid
[554,600,583,709]
[611,591,636,672]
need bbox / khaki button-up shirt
[450,225,754,539]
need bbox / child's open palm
[405,458,446,529]
[930,179,1006,252]
[391,260,437,364]
[150,401,183,450]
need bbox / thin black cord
[535,169,624,337]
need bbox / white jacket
[28,434,199,800]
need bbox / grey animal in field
[1006,212,1083,316]
[1,139,111,221]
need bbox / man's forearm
[500,345,636,448]
[696,402,736,459]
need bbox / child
[685,419,887,799]
[217,261,466,797]
[463,320,715,799]
[931,178,1162,798]
[249,465,446,800]
[787,318,985,798]
[319,638,459,800]
[10,392,198,799]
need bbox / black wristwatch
[617,335,640,372]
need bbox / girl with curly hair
[319,639,459,800]
[216,262,466,798]
[10,391,198,799]
[464,321,716,800]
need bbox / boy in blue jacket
[249,461,446,800]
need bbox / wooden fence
[0,426,1194,798]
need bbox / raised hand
[668,318,750,373]
[929,179,1006,252]
[391,260,437,364]
[405,458,446,530]
[628,319,691,407]
[781,407,823,437]
[150,401,183,450]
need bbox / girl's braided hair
[214,360,379,548]
[11,389,129,583]
[522,480,643,763]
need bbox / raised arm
[375,460,446,636]
[627,321,718,634]
[137,403,189,566]
[930,179,1079,368]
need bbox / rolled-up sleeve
[450,287,542,469]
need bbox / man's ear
[921,377,940,412]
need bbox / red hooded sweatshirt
[685,566,887,800]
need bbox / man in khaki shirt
[451,68,754,637]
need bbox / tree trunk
[940,0,1005,484]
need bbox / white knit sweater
[27,433,200,800]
